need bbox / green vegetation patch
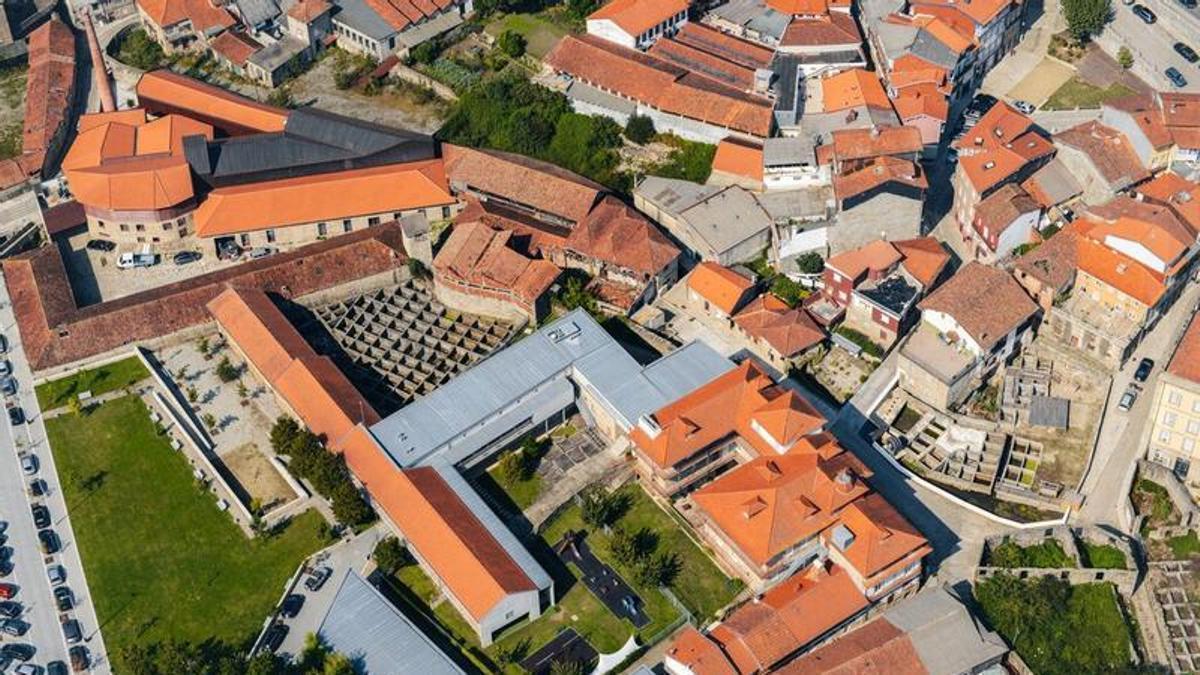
[985,538,1075,568]
[0,65,26,109]
[1168,531,1200,559]
[45,395,330,669]
[745,255,810,308]
[36,355,151,409]
[485,12,570,58]
[1079,542,1127,569]
[1042,77,1136,111]
[975,575,1136,675]
[644,136,717,184]
[113,28,169,71]
[0,122,20,161]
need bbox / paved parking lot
[0,272,111,673]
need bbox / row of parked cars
[1124,0,1196,87]
[0,331,91,674]
[260,566,332,655]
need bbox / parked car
[54,586,73,612]
[0,361,10,376]
[304,566,332,592]
[85,239,116,252]
[0,547,13,561]
[0,601,20,618]
[1132,4,1157,21]
[1013,99,1036,114]
[262,623,288,654]
[1176,42,1200,63]
[249,247,274,260]
[27,479,45,498]
[0,583,16,599]
[69,646,89,672]
[116,252,158,269]
[15,662,39,675]
[1,620,29,637]
[280,593,305,618]
[217,242,243,260]
[1118,388,1138,411]
[38,530,59,555]
[31,504,50,530]
[0,562,12,579]
[0,334,9,354]
[1135,358,1155,383]
[8,406,24,426]
[47,565,65,586]
[1167,67,1189,88]
[172,250,202,265]
[1179,0,1197,8]
[61,619,81,644]
[1,643,33,660]
[20,455,37,475]
[1,377,17,396]
[47,661,68,675]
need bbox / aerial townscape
[0,0,1196,669]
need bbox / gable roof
[820,68,892,113]
[780,12,863,48]
[434,221,561,306]
[1012,226,1080,292]
[954,102,1053,193]
[688,262,755,315]
[833,156,927,202]
[1074,227,1168,307]
[826,239,903,282]
[136,70,289,135]
[1137,172,1200,236]
[1054,121,1150,189]
[667,627,739,675]
[712,138,765,183]
[545,34,775,138]
[442,143,604,224]
[892,238,950,288]
[973,183,1040,236]
[918,261,1038,350]
[1104,94,1174,149]
[587,0,689,37]
[829,126,924,163]
[137,0,235,32]
[1169,312,1200,385]
[568,196,681,275]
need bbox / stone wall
[1138,459,1200,529]
[975,525,1141,596]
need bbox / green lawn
[36,356,151,409]
[485,12,571,58]
[45,395,330,668]
[1168,531,1200,559]
[1079,542,1128,570]
[985,539,1075,568]
[1042,77,1137,111]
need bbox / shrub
[372,536,409,574]
[215,357,239,383]
[115,29,167,70]
[497,30,527,59]
[834,326,884,359]
[624,115,656,144]
[410,41,440,65]
[1117,46,1133,69]
[795,252,824,275]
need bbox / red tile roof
[136,70,289,135]
[1074,232,1166,307]
[1168,312,1200,384]
[1054,121,1149,189]
[829,126,923,163]
[910,0,1014,28]
[288,0,332,21]
[774,614,925,675]
[586,0,689,37]
[21,18,76,176]
[826,239,904,282]
[434,220,561,308]
[209,29,262,67]
[819,68,891,113]
[1012,225,1080,293]
[954,102,1053,193]
[1137,172,1200,236]
[712,138,765,182]
[693,436,870,565]
[136,0,235,32]
[833,156,927,202]
[545,34,775,138]
[834,492,931,580]
[667,627,739,675]
[688,262,755,315]
[780,12,863,48]
[918,261,1038,351]
[892,238,949,288]
[734,294,826,358]
[567,196,680,276]
[972,183,1040,242]
[1105,94,1174,149]
[648,37,760,91]
[671,22,775,71]
[193,160,454,236]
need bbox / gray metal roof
[1028,395,1070,429]
[369,309,732,468]
[635,177,773,258]
[396,9,463,49]
[248,35,308,71]
[763,137,815,167]
[884,585,1009,675]
[236,0,281,28]
[755,186,834,222]
[331,0,395,41]
[317,569,466,675]
[709,0,789,41]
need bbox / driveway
[0,272,112,673]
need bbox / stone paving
[1151,561,1200,672]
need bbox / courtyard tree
[624,115,656,145]
[795,251,824,275]
[635,551,681,588]
[215,357,240,383]
[558,276,599,316]
[580,486,623,528]
[1063,0,1113,41]
[372,536,409,574]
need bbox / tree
[565,0,599,18]
[196,336,211,359]
[580,487,622,528]
[1118,46,1134,69]
[609,527,640,567]
[323,652,355,675]
[624,115,656,144]
[117,29,167,70]
[795,252,824,275]
[411,41,440,65]
[558,276,599,316]
[372,536,409,574]
[215,357,239,383]
[497,30,527,59]
[271,416,301,452]
[407,258,431,281]
[267,86,294,109]
[634,551,681,587]
[550,660,587,675]
[1062,0,1113,40]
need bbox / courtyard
[43,393,330,670]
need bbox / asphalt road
[0,273,111,674]
[1098,0,1200,93]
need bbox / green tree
[1117,46,1134,69]
[270,416,301,452]
[497,30,527,59]
[635,551,681,587]
[117,29,167,70]
[580,487,622,528]
[215,356,239,383]
[408,258,432,280]
[411,41,440,65]
[624,115,656,144]
[1062,0,1113,40]
[323,652,355,675]
[267,86,294,108]
[373,536,409,574]
[550,660,586,675]
[795,252,824,275]
[558,276,599,316]
[609,526,640,567]
[565,0,599,18]
[196,336,211,358]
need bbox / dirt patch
[222,443,296,512]
[1006,57,1075,105]
[289,57,448,134]
[0,65,26,160]
[809,347,875,403]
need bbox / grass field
[1042,77,1136,110]
[36,356,151,409]
[45,395,329,668]
[485,12,571,58]
[1079,542,1127,569]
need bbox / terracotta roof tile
[586,0,689,37]
[287,0,331,21]
[545,34,775,138]
[1104,94,1173,149]
[667,627,739,675]
[671,22,774,70]
[442,143,603,224]
[1054,121,1149,189]
[688,262,755,315]
[833,156,927,202]
[735,294,827,358]
[209,30,262,67]
[1074,232,1166,307]
[1012,226,1079,292]
[136,70,289,135]
[207,286,316,385]
[193,160,454,236]
[1137,172,1200,236]
[910,0,1013,28]
[1081,212,1191,267]
[826,239,903,281]
[434,221,561,307]
[648,38,759,91]
[834,492,931,580]
[712,138,764,183]
[1162,93,1200,131]
[829,126,923,163]
[1168,311,1200,384]
[973,183,1040,241]
[21,18,75,176]
[918,261,1038,351]
[136,0,235,32]
[892,238,949,288]
[780,12,863,48]
[820,68,891,113]
[566,196,680,276]
[775,615,924,675]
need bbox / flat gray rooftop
[369,309,732,468]
[318,569,466,674]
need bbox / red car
[0,584,14,599]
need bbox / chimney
[869,125,880,138]
[82,10,116,112]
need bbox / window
[136,236,145,243]
[179,227,188,237]
[317,222,328,237]
[1164,412,1179,428]
[368,216,380,226]
[1160,429,1172,443]
[266,229,276,243]
[1176,457,1192,479]
[152,237,160,243]
[97,220,106,228]
[1171,391,1183,406]
[392,212,402,220]
[342,221,352,233]
[1193,399,1200,413]
[177,218,186,227]
[163,221,173,230]
[1186,438,1196,453]
[119,224,129,232]
[1189,420,1200,436]
[135,223,145,232]
[441,206,451,219]
[240,233,250,246]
